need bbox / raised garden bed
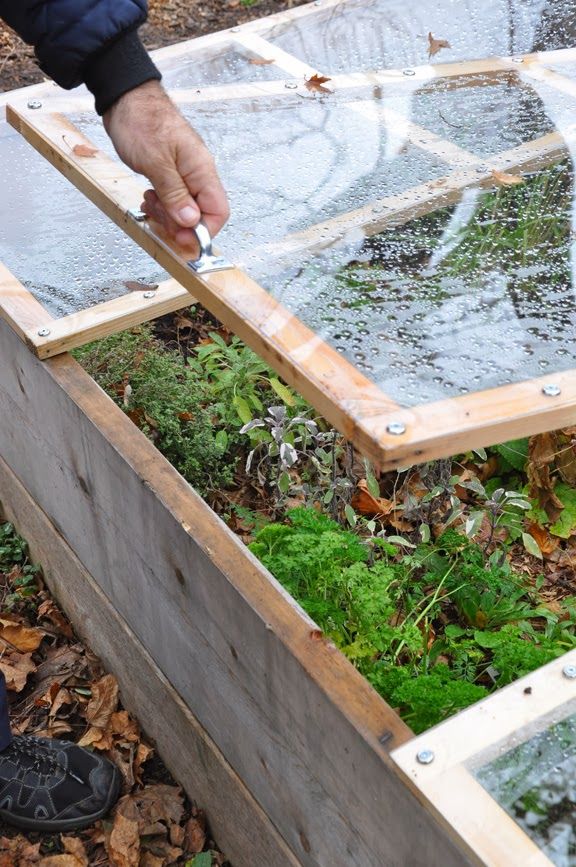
[2,1,576,864]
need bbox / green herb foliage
[251,510,576,733]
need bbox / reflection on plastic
[474,711,576,865]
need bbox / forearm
[84,30,161,116]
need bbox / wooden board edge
[29,279,194,359]
[0,454,302,867]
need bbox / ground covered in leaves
[0,521,224,867]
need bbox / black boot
[0,735,121,832]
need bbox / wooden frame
[391,650,576,867]
[4,42,576,468]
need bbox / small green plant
[0,523,40,611]
[76,328,237,496]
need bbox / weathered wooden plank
[0,456,300,867]
[0,312,475,867]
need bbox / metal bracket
[127,207,148,222]
[188,221,234,274]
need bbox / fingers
[145,158,202,231]
[141,189,199,249]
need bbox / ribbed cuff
[84,30,162,116]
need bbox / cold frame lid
[2,0,576,468]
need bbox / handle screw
[562,664,576,679]
[387,421,407,436]
[37,327,51,337]
[542,384,561,397]
[27,100,43,110]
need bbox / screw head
[27,100,42,110]
[230,26,241,32]
[562,664,576,679]
[37,327,51,337]
[284,82,298,89]
[542,383,562,397]
[416,749,435,765]
[387,421,407,436]
[143,291,156,299]
[511,56,524,63]
[402,68,416,76]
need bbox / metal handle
[193,220,214,257]
[189,220,234,274]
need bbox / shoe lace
[7,737,84,784]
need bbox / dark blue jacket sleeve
[0,0,161,113]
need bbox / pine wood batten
[392,651,576,866]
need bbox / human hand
[103,81,229,247]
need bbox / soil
[0,0,307,92]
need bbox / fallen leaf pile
[0,553,226,866]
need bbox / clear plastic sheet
[473,706,576,866]
[0,119,165,317]
[269,0,572,74]
[160,46,288,88]
[1,0,575,406]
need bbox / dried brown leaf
[305,73,332,93]
[183,813,207,854]
[248,57,274,65]
[85,673,119,727]
[124,281,159,293]
[528,433,564,522]
[351,479,394,518]
[428,31,451,57]
[0,835,42,864]
[107,811,140,867]
[37,600,74,639]
[39,835,89,866]
[491,169,524,186]
[526,521,559,557]
[0,651,36,692]
[115,785,184,838]
[0,618,45,652]
[78,725,114,751]
[110,710,140,743]
[133,742,154,786]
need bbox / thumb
[147,163,201,229]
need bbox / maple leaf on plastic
[62,135,98,157]
[428,32,451,58]
[305,73,333,93]
[248,57,274,65]
[124,280,159,293]
[491,169,524,186]
[72,143,98,157]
